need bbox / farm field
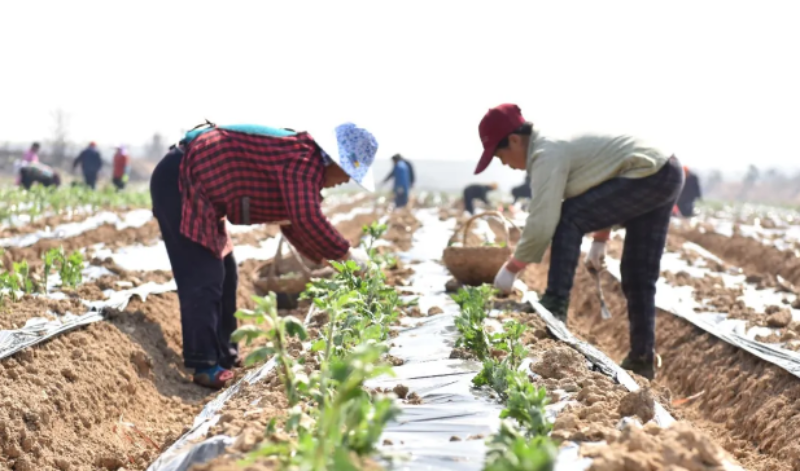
[1,191,798,471]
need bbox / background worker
[112,145,131,190]
[73,142,103,189]
[480,103,684,380]
[382,153,416,188]
[15,142,41,185]
[386,154,412,208]
[675,166,702,217]
[19,162,61,189]
[511,174,532,203]
[150,122,375,389]
[462,182,499,215]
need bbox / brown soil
[3,219,163,270]
[0,296,87,330]
[0,199,384,471]
[494,309,738,470]
[382,208,421,251]
[0,314,205,471]
[676,226,800,287]
[520,247,799,470]
[583,421,739,471]
[0,208,142,240]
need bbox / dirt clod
[766,308,792,328]
[617,388,656,423]
[531,346,587,380]
[393,384,409,399]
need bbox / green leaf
[311,339,326,352]
[332,447,360,471]
[243,346,275,366]
[234,309,259,320]
[231,325,265,344]
[283,317,308,340]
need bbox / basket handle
[459,211,518,248]
[267,235,313,280]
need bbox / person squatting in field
[150,122,376,389]
[478,104,684,380]
[18,161,61,189]
[14,142,41,185]
[382,154,414,208]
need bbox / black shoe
[620,353,655,380]
[539,293,569,323]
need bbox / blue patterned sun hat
[313,123,378,192]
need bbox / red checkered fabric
[178,128,350,261]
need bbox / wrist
[592,230,611,242]
[506,257,527,274]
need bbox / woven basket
[442,211,517,286]
[253,236,313,295]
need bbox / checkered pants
[547,157,684,358]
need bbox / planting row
[0,197,388,471]
[146,207,742,471]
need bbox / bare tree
[145,133,167,161]
[737,165,760,201]
[46,108,71,166]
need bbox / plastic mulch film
[147,209,673,471]
[593,239,800,380]
[0,208,154,248]
[0,280,177,360]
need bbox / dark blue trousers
[150,148,239,369]
[83,171,98,190]
[547,157,684,359]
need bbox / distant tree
[145,133,167,161]
[705,170,722,192]
[45,108,71,166]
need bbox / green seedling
[483,421,556,471]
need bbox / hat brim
[311,128,376,193]
[474,145,497,175]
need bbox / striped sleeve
[277,152,350,263]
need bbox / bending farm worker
[476,104,684,380]
[150,122,376,389]
[462,182,498,215]
[112,145,131,190]
[73,141,103,189]
[675,166,702,217]
[382,153,416,208]
[388,154,412,208]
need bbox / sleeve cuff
[593,230,611,242]
[506,257,528,274]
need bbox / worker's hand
[494,257,527,294]
[585,240,607,273]
[493,263,518,294]
[346,247,371,273]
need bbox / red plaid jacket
[178,128,351,261]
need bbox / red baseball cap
[475,103,526,174]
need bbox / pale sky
[1,1,798,172]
